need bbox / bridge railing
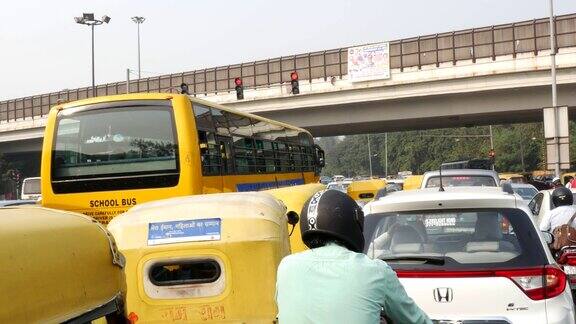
[1,14,575,122]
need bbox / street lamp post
[548,0,561,177]
[131,16,145,79]
[367,134,373,178]
[74,13,111,97]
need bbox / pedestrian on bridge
[275,190,431,324]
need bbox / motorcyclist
[539,187,576,233]
[275,190,431,324]
[552,176,563,188]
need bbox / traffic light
[488,149,496,163]
[180,83,190,95]
[234,77,244,100]
[290,72,299,95]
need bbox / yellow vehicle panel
[499,173,525,183]
[347,179,387,202]
[108,193,291,323]
[0,206,125,323]
[266,183,326,253]
[403,175,423,190]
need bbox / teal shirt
[276,243,432,324]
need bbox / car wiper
[380,255,446,265]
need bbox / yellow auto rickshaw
[265,183,325,253]
[499,173,526,184]
[346,179,387,203]
[403,175,424,190]
[108,192,299,323]
[0,206,125,323]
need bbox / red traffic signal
[234,77,244,100]
[488,149,495,158]
[290,71,299,95]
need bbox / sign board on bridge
[348,42,390,82]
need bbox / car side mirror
[286,211,300,237]
[541,231,554,245]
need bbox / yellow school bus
[41,93,324,223]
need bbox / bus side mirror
[314,145,325,168]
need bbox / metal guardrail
[1,14,575,122]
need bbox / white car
[511,183,538,201]
[529,188,576,228]
[420,169,500,189]
[326,181,351,193]
[363,186,574,323]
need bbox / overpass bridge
[1,14,576,157]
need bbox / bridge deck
[0,13,575,123]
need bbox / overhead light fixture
[83,13,95,21]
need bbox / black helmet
[300,190,365,252]
[552,187,573,207]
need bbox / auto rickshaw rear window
[149,260,221,286]
[359,193,374,199]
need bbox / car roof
[327,181,351,185]
[423,169,499,177]
[510,183,537,189]
[364,187,519,215]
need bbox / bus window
[198,131,222,175]
[193,104,214,130]
[210,107,231,137]
[51,102,179,193]
[233,137,255,174]
[227,113,253,137]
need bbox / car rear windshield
[23,178,40,195]
[51,100,179,193]
[426,175,496,187]
[513,187,538,200]
[364,208,548,270]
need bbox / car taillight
[557,251,576,286]
[557,251,576,266]
[396,265,566,301]
[500,266,566,300]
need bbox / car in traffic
[319,176,332,185]
[500,173,526,184]
[21,177,41,200]
[510,183,538,201]
[420,169,500,189]
[528,188,576,228]
[326,180,352,193]
[363,186,574,323]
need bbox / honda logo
[433,287,454,303]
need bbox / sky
[0,0,574,100]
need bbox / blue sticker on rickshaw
[147,218,221,246]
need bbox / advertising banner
[348,42,390,82]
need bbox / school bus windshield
[51,100,179,193]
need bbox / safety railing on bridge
[1,13,575,122]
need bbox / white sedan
[528,188,576,228]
